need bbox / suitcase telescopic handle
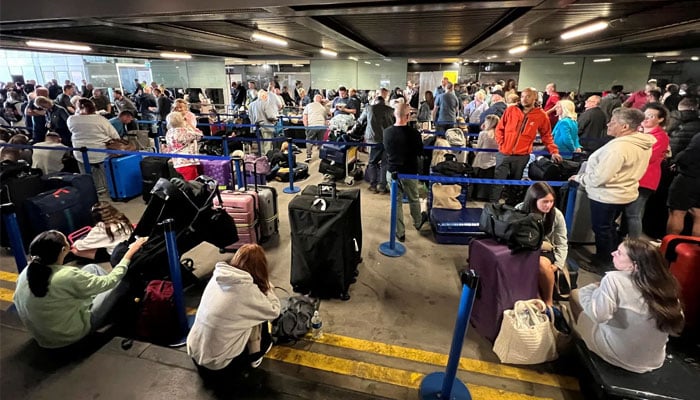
[665,236,700,263]
[318,182,336,198]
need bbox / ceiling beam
[551,19,700,54]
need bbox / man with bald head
[578,95,609,152]
[384,103,428,242]
[302,94,329,161]
[491,87,562,203]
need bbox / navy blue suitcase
[104,155,143,201]
[320,143,347,164]
[25,186,94,236]
[40,172,98,208]
[430,208,484,244]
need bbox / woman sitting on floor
[516,182,568,307]
[570,238,684,373]
[187,244,281,383]
[71,202,134,262]
[13,231,147,348]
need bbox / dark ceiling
[1,0,699,62]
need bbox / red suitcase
[214,189,259,251]
[661,235,700,335]
[467,238,540,342]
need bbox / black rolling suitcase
[0,160,44,248]
[288,183,360,300]
[140,156,182,202]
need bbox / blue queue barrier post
[419,270,480,400]
[1,203,28,272]
[379,173,406,257]
[564,181,578,232]
[283,137,300,194]
[160,218,192,347]
[79,147,92,175]
[232,156,244,191]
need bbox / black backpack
[271,295,317,343]
[479,203,544,251]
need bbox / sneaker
[368,185,378,193]
[416,212,429,230]
[396,234,406,242]
[250,342,273,368]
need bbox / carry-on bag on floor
[661,235,700,336]
[430,208,484,245]
[104,155,143,201]
[140,156,181,202]
[318,159,345,180]
[40,172,98,207]
[467,238,539,342]
[566,183,595,244]
[300,183,362,263]
[289,183,360,300]
[25,186,95,237]
[276,162,309,182]
[0,160,44,248]
[200,158,233,189]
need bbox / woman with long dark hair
[571,238,684,373]
[517,182,568,307]
[13,231,147,348]
[71,201,134,261]
[187,244,280,382]
[417,90,435,123]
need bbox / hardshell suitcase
[430,208,484,245]
[661,235,700,336]
[468,238,540,342]
[567,184,595,244]
[200,158,233,189]
[104,155,143,201]
[215,190,259,251]
[241,159,278,241]
[40,172,98,207]
[25,186,94,236]
[289,185,359,300]
[320,143,347,164]
[140,156,181,202]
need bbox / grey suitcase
[569,184,595,244]
[243,159,279,241]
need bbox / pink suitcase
[215,190,259,250]
[201,159,233,189]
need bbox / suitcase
[214,190,259,251]
[241,160,278,241]
[40,172,98,208]
[319,159,345,180]
[140,156,181,202]
[300,184,362,264]
[277,162,309,182]
[289,184,359,300]
[567,184,595,244]
[104,155,143,201]
[320,143,347,164]
[25,186,94,236]
[200,158,233,189]
[467,238,540,342]
[661,235,700,336]
[430,208,484,244]
[0,160,44,248]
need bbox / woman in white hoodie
[187,244,280,382]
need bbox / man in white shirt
[32,132,69,174]
[302,94,329,161]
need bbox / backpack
[479,203,544,252]
[134,280,180,344]
[271,295,317,343]
[444,128,466,147]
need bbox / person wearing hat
[31,132,70,175]
[479,90,507,125]
[331,86,359,118]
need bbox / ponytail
[27,256,52,297]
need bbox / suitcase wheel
[344,176,354,186]
[340,292,351,301]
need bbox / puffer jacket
[669,110,700,160]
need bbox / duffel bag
[528,157,580,181]
[479,203,544,251]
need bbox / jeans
[622,187,653,238]
[368,143,387,190]
[387,172,422,237]
[590,199,628,263]
[490,153,530,202]
[305,128,325,158]
[83,264,130,332]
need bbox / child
[471,114,499,200]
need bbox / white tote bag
[492,299,558,364]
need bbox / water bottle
[311,310,323,339]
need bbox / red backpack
[134,280,180,344]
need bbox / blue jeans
[387,172,422,237]
[590,199,628,263]
[82,264,130,331]
[622,188,653,238]
[368,143,387,190]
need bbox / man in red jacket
[490,88,562,202]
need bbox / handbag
[106,138,137,152]
[492,299,558,364]
[431,183,462,210]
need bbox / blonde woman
[552,99,582,158]
[167,98,198,131]
[165,111,203,180]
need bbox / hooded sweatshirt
[576,133,656,204]
[187,262,280,370]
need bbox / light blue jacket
[552,118,581,158]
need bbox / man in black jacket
[578,95,609,152]
[669,98,700,158]
[384,103,428,242]
[357,95,395,193]
[34,96,71,146]
[667,120,700,236]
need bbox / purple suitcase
[201,159,233,189]
[468,238,539,342]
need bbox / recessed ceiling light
[251,33,288,47]
[666,61,678,64]
[26,40,91,52]
[652,59,657,62]
[364,61,371,64]
[410,59,418,64]
[474,59,480,63]
[292,64,304,67]
[508,45,528,54]
[563,61,576,65]
[160,52,192,59]
[453,62,460,66]
[593,58,611,63]
[692,56,699,61]
[646,55,654,58]
[320,49,337,57]
[348,56,358,61]
[486,55,497,60]
[375,63,380,66]
[561,20,609,40]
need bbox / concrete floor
[0,152,598,399]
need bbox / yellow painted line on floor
[0,271,18,283]
[267,346,554,400]
[309,333,579,391]
[0,287,15,303]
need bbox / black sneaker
[396,234,406,242]
[417,212,429,230]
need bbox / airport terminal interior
[1,1,700,399]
